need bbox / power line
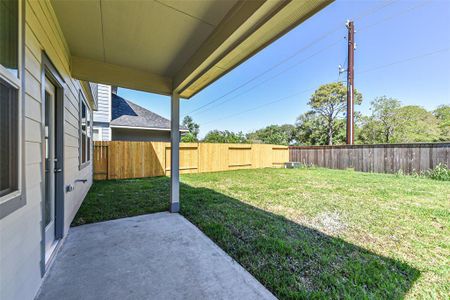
[199,86,318,126]
[195,0,440,128]
[357,47,450,74]
[192,39,342,116]
[200,47,450,127]
[353,0,398,21]
[186,0,401,116]
[192,0,402,117]
[186,26,343,115]
[358,0,431,32]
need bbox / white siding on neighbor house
[0,1,93,300]
[112,127,171,142]
[93,84,111,123]
[93,125,112,141]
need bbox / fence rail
[289,143,450,174]
[94,141,289,180]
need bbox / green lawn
[73,168,449,299]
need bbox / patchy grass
[72,176,168,226]
[73,168,450,299]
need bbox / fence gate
[94,143,109,180]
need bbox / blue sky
[118,0,450,138]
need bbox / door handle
[54,168,62,173]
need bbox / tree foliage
[358,99,442,143]
[371,96,402,143]
[393,105,441,142]
[309,82,362,145]
[433,105,450,141]
[197,82,447,146]
[181,132,197,142]
[358,96,402,144]
[181,115,200,142]
[247,124,296,145]
[294,111,328,145]
[203,130,247,144]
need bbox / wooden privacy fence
[94,141,289,180]
[289,143,450,174]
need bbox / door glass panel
[81,102,87,163]
[44,90,51,226]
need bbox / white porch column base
[170,92,180,213]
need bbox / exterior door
[44,77,57,262]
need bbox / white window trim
[0,64,20,89]
[0,0,24,209]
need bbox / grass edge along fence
[94,141,289,180]
[289,143,450,175]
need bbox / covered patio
[36,212,275,299]
[51,0,331,212]
[38,0,331,298]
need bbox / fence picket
[94,142,289,180]
[289,143,450,174]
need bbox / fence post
[107,142,110,180]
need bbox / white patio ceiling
[51,0,332,98]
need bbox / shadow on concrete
[73,176,420,299]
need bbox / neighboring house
[93,84,188,142]
[92,84,112,141]
[0,1,329,299]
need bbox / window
[79,92,92,167]
[0,79,18,197]
[0,0,20,201]
[0,0,19,77]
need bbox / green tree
[203,130,247,143]
[369,96,402,143]
[357,115,382,144]
[309,82,362,145]
[181,115,199,142]
[294,111,327,145]
[392,105,441,142]
[359,98,442,144]
[433,105,450,141]
[246,124,296,145]
[181,132,197,142]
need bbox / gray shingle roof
[110,94,187,131]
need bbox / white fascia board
[110,125,189,132]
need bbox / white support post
[170,92,180,213]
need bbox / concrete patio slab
[36,212,276,300]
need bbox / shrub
[425,163,450,181]
[395,169,405,177]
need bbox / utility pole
[346,20,355,145]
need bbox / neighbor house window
[79,92,92,167]
[0,0,20,200]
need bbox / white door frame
[40,53,65,275]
